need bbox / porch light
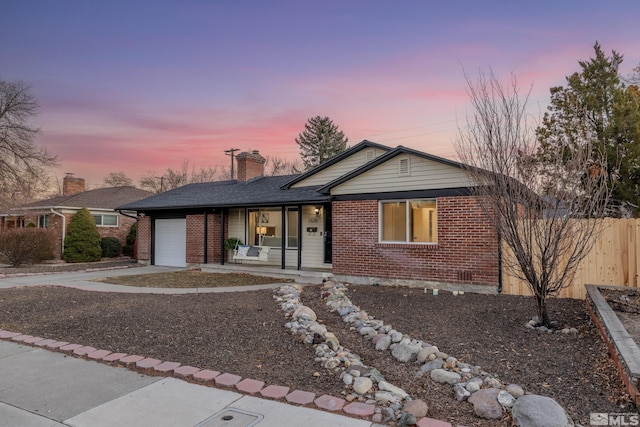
[314,206,321,216]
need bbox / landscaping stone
[453,383,471,401]
[467,388,503,420]
[392,341,422,363]
[286,390,316,405]
[498,390,516,408]
[403,399,429,418]
[375,391,400,405]
[417,346,438,363]
[173,365,200,378]
[292,305,317,321]
[215,372,242,386]
[421,359,444,372]
[192,369,220,382]
[260,385,290,399]
[506,383,525,399]
[378,381,408,399]
[397,412,417,427]
[430,369,461,384]
[375,335,392,351]
[235,378,264,394]
[353,377,373,394]
[343,402,376,417]
[511,394,574,427]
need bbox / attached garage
[154,218,186,267]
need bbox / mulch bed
[94,270,292,288]
[0,278,633,426]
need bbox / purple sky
[2,1,639,188]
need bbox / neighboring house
[120,142,500,292]
[4,174,153,259]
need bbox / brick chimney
[62,173,85,195]
[236,150,266,182]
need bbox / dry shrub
[0,228,56,267]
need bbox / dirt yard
[0,269,633,426]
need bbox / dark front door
[323,203,332,264]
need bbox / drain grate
[194,408,263,427]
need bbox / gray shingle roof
[22,187,154,210]
[118,175,330,211]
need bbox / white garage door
[154,218,186,267]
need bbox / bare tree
[264,155,301,176]
[139,160,218,193]
[0,79,57,204]
[103,171,133,187]
[456,70,611,327]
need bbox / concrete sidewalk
[0,340,375,427]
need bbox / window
[93,214,118,227]
[248,208,281,246]
[38,215,49,228]
[380,199,437,243]
[286,208,299,248]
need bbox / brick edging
[0,331,375,421]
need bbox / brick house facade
[124,142,502,292]
[4,174,152,259]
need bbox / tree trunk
[535,295,550,327]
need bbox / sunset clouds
[2,1,639,187]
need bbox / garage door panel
[154,218,186,267]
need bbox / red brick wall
[332,196,499,287]
[137,216,151,262]
[186,213,226,264]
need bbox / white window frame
[38,215,49,229]
[93,214,119,227]
[285,207,299,249]
[379,199,437,244]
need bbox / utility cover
[195,408,263,427]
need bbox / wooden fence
[501,218,640,299]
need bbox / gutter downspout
[116,209,138,220]
[49,208,66,256]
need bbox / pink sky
[2,1,640,188]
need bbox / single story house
[119,141,500,292]
[4,174,153,259]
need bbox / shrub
[0,228,55,267]
[123,222,137,257]
[224,237,243,251]
[63,208,102,263]
[100,237,122,258]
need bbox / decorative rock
[465,381,480,393]
[498,390,516,408]
[430,369,461,385]
[467,388,503,420]
[324,358,341,369]
[420,359,444,372]
[397,413,417,427]
[343,402,375,417]
[435,351,448,359]
[511,394,574,427]
[342,373,354,386]
[378,381,408,399]
[454,383,471,401]
[375,335,392,351]
[375,391,400,405]
[484,377,502,388]
[416,346,439,363]
[314,394,346,412]
[353,377,373,395]
[292,305,317,321]
[390,331,403,342]
[444,356,458,369]
[506,383,525,399]
[391,342,422,363]
[403,399,429,418]
[358,326,377,339]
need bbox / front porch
[199,262,333,285]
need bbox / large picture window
[380,199,437,243]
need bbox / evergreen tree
[295,116,348,170]
[63,208,102,262]
[536,42,640,216]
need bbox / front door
[323,204,332,264]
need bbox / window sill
[376,242,438,249]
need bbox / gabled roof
[280,140,392,189]
[316,145,468,194]
[118,175,330,211]
[20,187,154,211]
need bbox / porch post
[281,206,286,269]
[297,204,302,270]
[203,209,208,264]
[220,208,225,265]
